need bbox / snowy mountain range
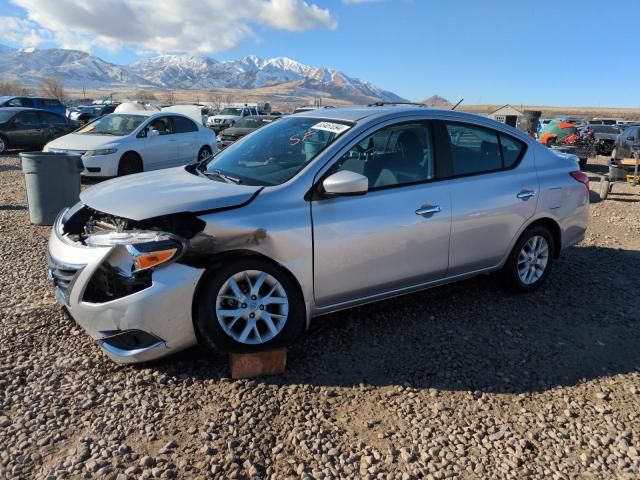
[0,45,406,103]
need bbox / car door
[39,111,69,144]
[11,110,43,147]
[311,120,452,308]
[440,121,538,275]
[170,115,200,164]
[137,116,179,170]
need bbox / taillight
[570,171,589,190]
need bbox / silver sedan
[47,106,589,363]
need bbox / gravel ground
[0,152,639,480]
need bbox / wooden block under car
[229,348,287,379]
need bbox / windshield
[205,117,352,186]
[219,108,242,116]
[0,111,16,123]
[77,114,146,136]
[234,117,274,129]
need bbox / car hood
[221,127,254,137]
[46,133,124,151]
[80,166,261,221]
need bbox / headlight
[85,231,183,272]
[84,148,118,157]
[43,144,50,152]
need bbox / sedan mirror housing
[322,170,368,196]
[628,136,636,142]
[148,128,160,139]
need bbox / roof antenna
[451,98,464,110]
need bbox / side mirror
[148,128,160,138]
[322,170,368,196]
[628,136,636,142]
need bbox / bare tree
[225,94,233,106]
[0,80,31,96]
[164,90,176,105]
[40,77,67,102]
[133,89,157,101]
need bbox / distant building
[488,104,523,127]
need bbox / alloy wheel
[215,270,289,345]
[517,235,549,285]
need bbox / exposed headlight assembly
[85,231,183,272]
[84,148,118,157]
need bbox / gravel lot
[0,152,639,480]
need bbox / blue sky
[0,0,637,106]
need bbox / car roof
[292,105,493,124]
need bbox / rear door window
[172,116,198,133]
[445,122,526,175]
[16,111,40,125]
[39,112,67,125]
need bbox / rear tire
[117,153,142,176]
[195,259,306,354]
[579,157,587,169]
[198,146,212,162]
[502,226,555,293]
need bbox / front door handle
[415,205,441,216]
[517,190,536,201]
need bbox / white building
[488,104,523,128]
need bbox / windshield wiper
[206,169,242,184]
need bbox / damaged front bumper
[47,217,205,364]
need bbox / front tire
[0,135,7,154]
[502,226,555,293]
[195,259,306,353]
[117,153,143,176]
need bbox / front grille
[47,255,85,304]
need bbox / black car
[70,104,119,124]
[0,107,76,154]
[217,115,279,149]
[611,125,640,165]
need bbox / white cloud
[3,0,336,54]
[0,16,52,47]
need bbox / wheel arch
[119,150,143,169]
[519,217,562,259]
[189,249,309,338]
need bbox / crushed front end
[47,204,206,363]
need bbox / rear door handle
[415,205,441,216]
[517,190,536,201]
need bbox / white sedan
[44,111,217,177]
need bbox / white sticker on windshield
[311,122,350,134]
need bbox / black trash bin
[20,152,84,225]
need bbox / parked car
[69,104,119,124]
[43,111,216,177]
[0,96,66,116]
[538,121,579,146]
[217,115,279,149]
[0,107,76,153]
[611,125,640,166]
[207,106,259,132]
[47,106,589,364]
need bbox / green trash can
[20,152,84,225]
